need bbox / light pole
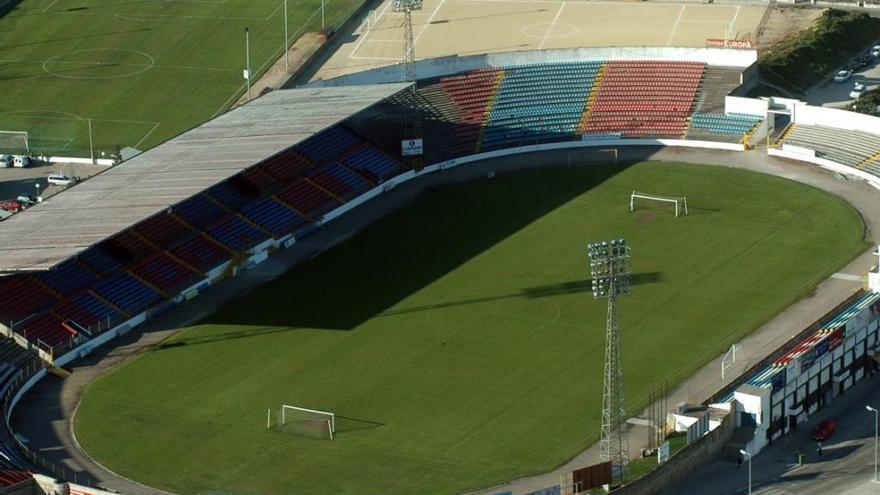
[739,449,752,495]
[283,0,289,73]
[244,28,251,102]
[868,405,879,484]
[35,182,40,200]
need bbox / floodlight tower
[394,0,422,83]
[393,0,424,168]
[588,238,631,482]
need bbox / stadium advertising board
[800,347,817,374]
[571,461,612,491]
[657,441,671,463]
[401,139,423,156]
[706,39,753,49]
[815,338,830,359]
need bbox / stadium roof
[0,83,411,273]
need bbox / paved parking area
[0,161,110,204]
[674,373,880,495]
[806,52,880,108]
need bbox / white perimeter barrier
[47,157,116,166]
[768,148,880,189]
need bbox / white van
[12,155,30,168]
[47,174,76,186]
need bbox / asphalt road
[806,53,880,109]
[674,372,880,495]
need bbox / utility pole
[245,28,252,102]
[283,1,289,73]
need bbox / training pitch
[75,161,867,495]
[0,0,359,156]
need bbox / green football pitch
[75,161,867,495]
[0,0,361,156]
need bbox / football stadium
[0,0,880,495]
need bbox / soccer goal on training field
[268,404,336,439]
[0,131,29,154]
[567,148,618,166]
[629,191,688,218]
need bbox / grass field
[0,0,361,156]
[74,161,868,495]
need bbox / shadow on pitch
[335,415,385,434]
[378,273,663,317]
[149,273,660,350]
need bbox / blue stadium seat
[205,213,270,252]
[173,194,226,227]
[240,197,311,237]
[342,146,402,181]
[92,272,163,315]
[296,126,362,164]
[36,260,97,296]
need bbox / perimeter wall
[307,47,758,87]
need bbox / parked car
[11,155,30,168]
[15,195,37,206]
[0,200,23,213]
[850,81,866,99]
[47,174,75,186]
[872,45,880,58]
[0,155,10,168]
[834,70,853,83]
[812,419,836,441]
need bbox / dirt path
[757,7,821,53]
[233,32,325,107]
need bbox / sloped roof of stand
[0,83,411,273]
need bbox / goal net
[630,191,688,218]
[0,131,29,154]
[268,405,335,439]
[567,148,618,166]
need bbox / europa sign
[707,39,753,50]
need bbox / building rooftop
[0,83,411,273]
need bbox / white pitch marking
[666,4,686,47]
[134,122,161,149]
[413,0,447,45]
[539,0,565,50]
[728,5,741,38]
[351,0,395,59]
[42,0,59,13]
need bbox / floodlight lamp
[868,405,878,413]
[739,449,749,456]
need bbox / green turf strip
[75,162,868,495]
[0,0,361,156]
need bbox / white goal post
[629,191,688,218]
[567,148,618,166]
[0,131,29,153]
[721,344,738,380]
[268,404,336,439]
